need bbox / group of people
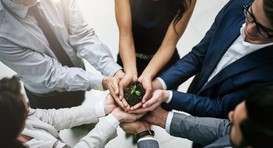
[1,0,273,147]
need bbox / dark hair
[0,76,27,148]
[172,0,192,34]
[239,86,273,147]
[264,0,273,26]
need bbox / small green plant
[124,81,145,106]
[129,84,141,96]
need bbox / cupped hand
[111,107,145,123]
[120,120,151,135]
[129,90,169,114]
[138,75,153,104]
[103,93,118,114]
[118,72,138,111]
[119,72,138,99]
[102,76,125,109]
[144,106,168,128]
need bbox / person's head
[228,86,273,148]
[0,76,28,148]
[243,0,273,44]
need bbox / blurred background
[0,0,229,147]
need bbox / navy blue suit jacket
[160,0,273,118]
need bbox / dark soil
[124,81,145,106]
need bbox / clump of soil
[124,81,145,106]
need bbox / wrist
[135,130,155,141]
[102,77,108,89]
[163,90,170,102]
[160,111,168,128]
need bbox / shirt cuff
[94,92,109,117]
[156,77,167,90]
[90,74,104,90]
[137,136,156,142]
[105,113,120,128]
[95,102,106,117]
[105,63,123,77]
[165,111,174,134]
[166,90,173,103]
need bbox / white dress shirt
[0,0,121,93]
[157,23,273,103]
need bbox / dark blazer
[137,139,160,148]
[160,0,273,118]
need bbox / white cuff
[166,90,173,103]
[137,136,156,142]
[165,111,174,133]
[106,114,120,128]
[156,77,167,90]
[95,102,106,117]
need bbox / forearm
[74,115,118,148]
[170,112,230,146]
[141,45,176,79]
[165,90,246,118]
[115,0,137,75]
[34,94,108,130]
[141,0,196,79]
[159,54,200,89]
[0,44,105,93]
[119,37,137,75]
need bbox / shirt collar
[2,0,39,19]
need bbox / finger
[112,79,120,95]
[110,93,125,109]
[130,102,142,111]
[121,98,130,111]
[119,86,124,100]
[135,113,146,120]
[119,81,125,99]
[142,98,155,108]
[142,100,152,108]
[108,86,117,99]
[142,88,152,103]
[129,107,149,114]
[116,99,125,109]
[108,84,119,97]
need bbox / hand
[144,106,168,128]
[103,93,118,114]
[114,70,125,80]
[102,71,125,109]
[118,72,138,111]
[120,120,151,135]
[129,90,169,113]
[119,72,138,99]
[138,75,153,104]
[152,79,164,90]
[111,107,145,123]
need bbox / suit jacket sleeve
[137,139,160,148]
[159,0,247,118]
[170,112,230,147]
[163,88,251,118]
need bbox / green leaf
[130,84,137,94]
[135,90,141,96]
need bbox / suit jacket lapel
[195,17,245,92]
[204,46,273,90]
